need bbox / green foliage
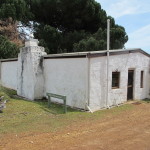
[0,86,17,99]
[0,0,128,55]
[34,24,62,54]
[73,25,128,52]
[0,0,33,23]
[0,35,19,59]
[31,0,106,32]
[32,0,128,53]
[61,30,90,53]
[110,25,128,49]
[34,24,90,53]
[74,37,98,52]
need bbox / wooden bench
[46,93,67,113]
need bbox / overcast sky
[96,0,150,53]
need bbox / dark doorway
[127,70,134,100]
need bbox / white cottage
[43,49,150,111]
[0,39,150,112]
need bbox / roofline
[43,49,150,59]
[0,49,149,62]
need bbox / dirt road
[1,102,150,150]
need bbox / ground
[0,87,150,150]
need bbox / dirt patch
[0,103,150,150]
[132,102,142,105]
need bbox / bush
[0,35,19,59]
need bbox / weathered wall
[1,61,18,90]
[0,45,149,112]
[89,52,150,111]
[43,58,87,109]
[17,40,46,100]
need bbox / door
[127,70,134,100]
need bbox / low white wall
[90,52,150,111]
[0,49,149,112]
[1,61,18,90]
[43,58,87,109]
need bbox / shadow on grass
[0,86,81,115]
[12,95,81,115]
[0,86,17,98]
[34,99,80,114]
[143,99,150,103]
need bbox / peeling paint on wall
[17,39,47,100]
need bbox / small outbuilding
[43,48,150,111]
[0,39,150,112]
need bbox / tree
[0,0,33,43]
[0,0,128,57]
[74,25,128,52]
[31,0,128,53]
[31,0,106,33]
[61,30,90,53]
[0,0,33,58]
[0,18,23,46]
[34,24,62,54]
[0,0,33,23]
[110,25,128,49]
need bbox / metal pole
[106,19,110,108]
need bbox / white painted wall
[89,52,150,111]
[0,47,149,112]
[17,45,46,100]
[1,61,18,90]
[43,58,87,109]
[89,57,107,111]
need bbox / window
[112,72,120,89]
[140,71,144,88]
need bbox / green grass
[0,86,134,135]
[0,86,17,98]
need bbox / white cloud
[96,0,150,53]
[97,0,150,18]
[125,24,150,52]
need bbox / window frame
[112,72,120,89]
